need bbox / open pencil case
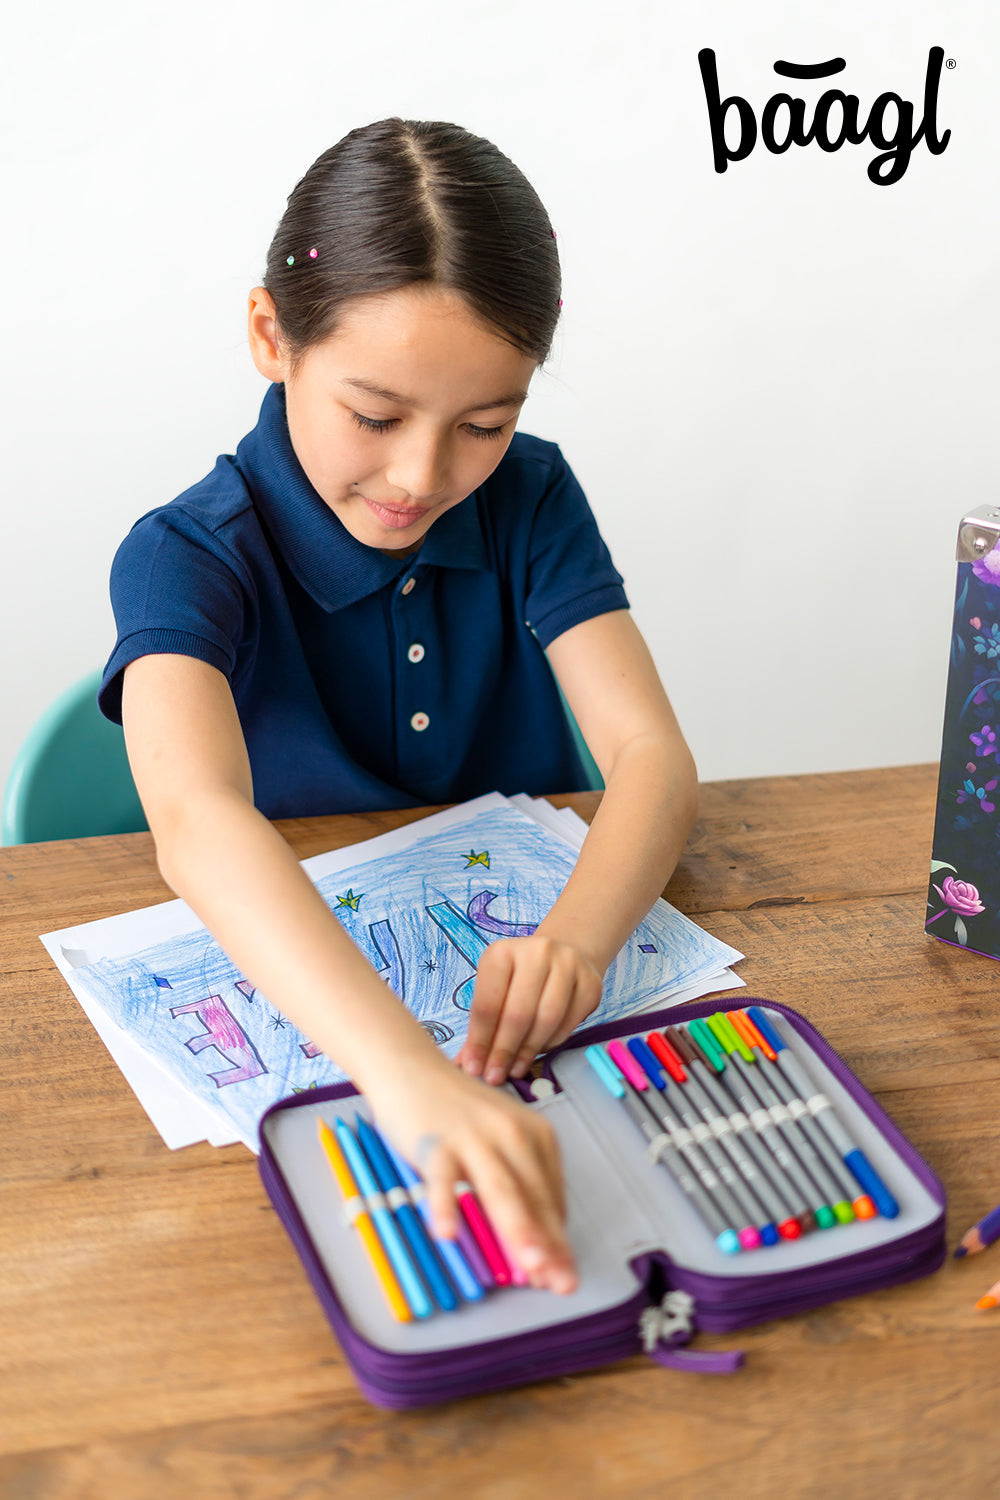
[257,998,946,1408]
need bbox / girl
[101,118,698,1294]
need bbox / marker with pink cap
[606,1041,764,1252]
[585,1043,742,1255]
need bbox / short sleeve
[99,508,251,723]
[523,447,629,649]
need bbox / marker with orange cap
[976,1276,1000,1310]
[728,1010,867,1224]
[660,1025,805,1241]
[746,1006,898,1220]
[622,1035,774,1248]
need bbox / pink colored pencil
[456,1183,512,1286]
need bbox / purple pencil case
[257,999,946,1408]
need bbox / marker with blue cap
[584,1044,742,1255]
[745,1007,898,1219]
[625,1035,779,1248]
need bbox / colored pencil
[954,1201,1000,1258]
[316,1117,411,1322]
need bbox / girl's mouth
[362,496,431,529]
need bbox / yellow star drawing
[336,889,363,911]
[463,849,490,869]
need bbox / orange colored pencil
[317,1116,411,1322]
[975,1276,1000,1311]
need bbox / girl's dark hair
[263,118,561,370]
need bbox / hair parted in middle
[264,118,562,373]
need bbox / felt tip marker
[378,1134,485,1302]
[721,1012,856,1226]
[665,1025,803,1242]
[704,1014,839,1231]
[746,1007,898,1219]
[626,1035,778,1248]
[730,1010,874,1221]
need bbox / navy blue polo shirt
[100,384,629,818]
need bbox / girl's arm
[456,609,698,1083]
[121,653,576,1292]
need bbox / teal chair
[555,682,603,792]
[2,669,147,845]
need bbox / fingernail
[485,1066,505,1085]
[464,1057,483,1077]
[518,1244,546,1270]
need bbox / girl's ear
[247,288,288,382]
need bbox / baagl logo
[698,46,952,185]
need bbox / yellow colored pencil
[976,1276,1000,1311]
[317,1116,412,1322]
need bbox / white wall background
[3,0,996,793]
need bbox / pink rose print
[932,876,985,916]
[928,876,985,947]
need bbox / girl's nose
[385,432,449,500]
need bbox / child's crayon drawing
[57,799,743,1146]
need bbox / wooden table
[1,766,996,1500]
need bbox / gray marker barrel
[667,1030,804,1227]
[703,1046,831,1222]
[725,1047,850,1220]
[746,1008,899,1218]
[636,1074,757,1234]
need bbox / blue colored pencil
[355,1117,459,1311]
[379,1133,486,1301]
[334,1118,432,1319]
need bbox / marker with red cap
[625,1035,778,1248]
[665,1025,806,1240]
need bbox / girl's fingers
[422,1142,463,1242]
[486,966,574,1083]
[478,946,563,1084]
[462,1124,575,1292]
[458,942,517,1076]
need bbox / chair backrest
[2,670,148,845]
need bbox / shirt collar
[235,384,489,614]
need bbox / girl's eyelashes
[351,412,397,434]
[350,412,510,440]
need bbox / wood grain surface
[1,765,997,1500]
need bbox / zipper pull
[639,1291,745,1374]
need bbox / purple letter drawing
[170,995,268,1087]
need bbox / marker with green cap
[704,1013,840,1231]
[667,1025,807,1240]
[731,1009,878,1221]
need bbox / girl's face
[249,284,539,556]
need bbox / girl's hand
[367,1055,577,1294]
[456,935,604,1086]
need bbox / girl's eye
[351,412,399,434]
[463,422,508,441]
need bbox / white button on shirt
[401,577,416,596]
[410,711,430,732]
[407,643,425,663]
